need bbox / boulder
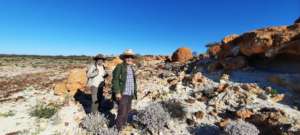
[232,24,300,57]
[205,18,300,72]
[105,57,122,70]
[222,34,239,44]
[236,108,254,119]
[53,80,68,95]
[171,47,193,63]
[54,68,87,96]
[208,43,222,57]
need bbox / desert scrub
[0,110,15,117]
[81,112,118,135]
[30,104,59,119]
[161,99,186,120]
[223,119,260,135]
[136,103,171,134]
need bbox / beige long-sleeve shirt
[86,63,107,87]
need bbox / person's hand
[116,93,122,101]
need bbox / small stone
[236,109,254,119]
[271,94,285,103]
[217,118,230,128]
[216,83,230,92]
[185,98,196,104]
[220,74,230,84]
[186,118,196,126]
[194,111,204,120]
[192,72,205,86]
[198,96,208,102]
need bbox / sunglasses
[124,56,134,59]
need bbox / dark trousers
[116,95,132,130]
[91,82,104,113]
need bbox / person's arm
[87,64,98,78]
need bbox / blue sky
[0,0,299,56]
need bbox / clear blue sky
[0,0,299,56]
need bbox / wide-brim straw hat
[93,54,106,60]
[120,49,136,59]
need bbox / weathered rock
[194,111,204,120]
[105,57,122,70]
[236,108,254,119]
[241,84,263,95]
[54,68,87,96]
[215,83,229,92]
[171,47,193,63]
[217,118,230,128]
[232,24,300,57]
[54,80,68,95]
[66,68,87,94]
[271,94,285,103]
[220,74,230,84]
[185,98,196,104]
[208,43,222,57]
[192,72,205,86]
[247,108,291,135]
[220,56,247,70]
[207,61,223,72]
[222,34,239,44]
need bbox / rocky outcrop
[222,34,239,44]
[54,68,87,96]
[206,18,300,72]
[104,57,122,70]
[172,47,193,63]
[295,17,300,24]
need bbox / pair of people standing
[86,49,138,131]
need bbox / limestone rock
[54,68,87,96]
[271,94,285,103]
[194,111,204,120]
[65,68,87,95]
[105,57,122,70]
[222,34,239,44]
[220,56,247,70]
[192,72,205,86]
[171,47,193,63]
[208,43,222,57]
[54,80,68,95]
[236,108,254,119]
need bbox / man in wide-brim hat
[112,49,138,131]
[86,53,108,113]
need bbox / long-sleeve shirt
[123,65,135,96]
[86,63,107,87]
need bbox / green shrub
[0,110,15,117]
[30,104,59,119]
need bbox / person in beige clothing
[86,54,108,113]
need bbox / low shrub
[81,112,118,135]
[30,104,59,119]
[136,103,170,134]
